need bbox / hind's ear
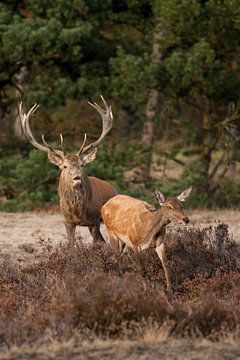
[154,190,165,206]
[177,186,192,202]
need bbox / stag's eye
[63,165,67,169]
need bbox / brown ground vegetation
[0,224,239,355]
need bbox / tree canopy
[1,0,240,209]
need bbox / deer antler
[78,95,113,156]
[18,102,65,158]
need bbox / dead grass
[0,223,239,352]
[2,336,240,360]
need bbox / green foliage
[1,143,240,211]
[110,47,156,115]
[109,0,240,192]
[86,144,124,189]
[207,179,240,209]
[86,141,139,191]
[0,143,136,211]
[0,0,115,109]
[124,152,239,209]
[159,0,240,104]
[0,150,59,211]
[179,161,240,208]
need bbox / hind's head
[154,186,192,224]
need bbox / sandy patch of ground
[0,210,106,263]
[190,209,240,242]
[0,209,239,263]
[2,338,240,360]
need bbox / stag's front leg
[89,222,105,244]
[65,222,76,243]
[155,242,172,295]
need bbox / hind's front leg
[155,242,172,295]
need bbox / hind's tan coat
[102,193,190,292]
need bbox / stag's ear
[177,186,192,202]
[47,151,64,167]
[82,148,97,165]
[154,189,165,206]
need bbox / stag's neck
[58,173,92,209]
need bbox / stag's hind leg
[89,222,105,244]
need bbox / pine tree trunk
[200,97,214,192]
[140,21,163,181]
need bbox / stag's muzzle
[73,175,82,185]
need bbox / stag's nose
[73,175,82,183]
[183,217,189,224]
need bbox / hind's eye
[63,165,67,169]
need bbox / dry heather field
[0,209,240,359]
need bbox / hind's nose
[183,217,189,224]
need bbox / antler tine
[19,102,39,135]
[80,95,113,155]
[24,104,41,141]
[100,94,108,109]
[87,95,113,120]
[60,133,64,153]
[18,102,49,153]
[78,133,87,155]
[18,102,64,156]
[42,134,55,152]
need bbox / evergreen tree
[0,0,115,111]
[110,0,240,191]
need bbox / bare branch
[209,154,225,181]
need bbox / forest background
[1,0,240,211]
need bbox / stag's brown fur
[19,96,116,244]
[101,189,191,292]
[58,156,117,242]
[60,176,116,226]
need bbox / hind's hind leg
[107,230,121,254]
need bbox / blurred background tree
[1,0,240,210]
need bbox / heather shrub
[0,224,239,348]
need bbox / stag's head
[19,96,113,188]
[154,187,192,225]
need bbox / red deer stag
[19,96,117,243]
[101,187,192,293]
